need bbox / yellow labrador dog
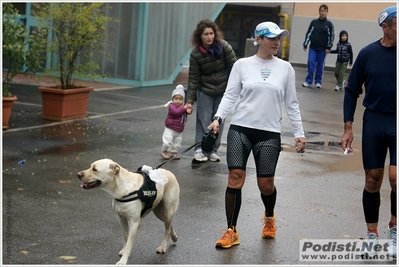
[77,158,180,265]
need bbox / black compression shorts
[362,109,397,169]
[226,125,281,177]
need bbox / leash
[116,134,212,212]
[153,140,202,169]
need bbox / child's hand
[184,103,192,114]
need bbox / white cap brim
[253,30,289,46]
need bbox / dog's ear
[110,163,120,175]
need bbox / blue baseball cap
[378,5,397,26]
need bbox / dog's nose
[77,172,84,179]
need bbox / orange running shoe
[215,226,240,248]
[261,213,276,238]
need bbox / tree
[32,3,118,89]
[2,3,44,97]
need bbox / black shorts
[226,124,281,177]
[362,109,397,169]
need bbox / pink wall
[294,2,396,21]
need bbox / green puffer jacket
[186,40,237,104]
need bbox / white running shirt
[216,55,305,138]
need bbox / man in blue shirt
[341,5,397,257]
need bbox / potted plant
[31,3,117,121]
[2,3,44,130]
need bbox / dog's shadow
[167,244,177,252]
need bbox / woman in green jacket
[186,19,237,163]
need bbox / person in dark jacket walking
[330,30,353,91]
[161,84,192,160]
[302,4,334,89]
[186,19,237,163]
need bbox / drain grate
[305,131,321,138]
[307,141,342,147]
[304,141,342,152]
[282,140,342,153]
[327,141,341,147]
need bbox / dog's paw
[116,260,127,265]
[156,246,167,254]
[171,233,178,243]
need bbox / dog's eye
[93,167,97,172]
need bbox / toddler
[330,30,353,91]
[161,84,192,160]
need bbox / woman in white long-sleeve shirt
[209,21,306,249]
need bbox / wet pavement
[2,67,395,266]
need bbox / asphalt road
[2,67,395,266]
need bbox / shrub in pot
[2,3,44,129]
[32,3,118,121]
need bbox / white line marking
[3,105,165,133]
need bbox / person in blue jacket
[341,5,397,257]
[330,30,353,91]
[302,4,334,89]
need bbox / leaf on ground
[17,188,24,191]
[59,255,76,260]
[58,180,71,184]
[20,250,28,255]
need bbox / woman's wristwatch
[212,116,222,124]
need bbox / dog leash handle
[154,140,202,169]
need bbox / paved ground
[2,66,396,266]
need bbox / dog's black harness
[114,130,217,216]
[115,169,157,217]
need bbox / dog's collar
[115,191,140,202]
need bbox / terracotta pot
[3,95,17,130]
[38,86,93,121]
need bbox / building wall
[9,2,396,87]
[20,2,225,87]
[103,2,225,87]
[236,2,395,68]
[289,2,396,68]
[216,3,282,58]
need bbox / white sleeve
[284,67,305,138]
[215,60,242,119]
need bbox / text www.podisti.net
[299,239,395,262]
